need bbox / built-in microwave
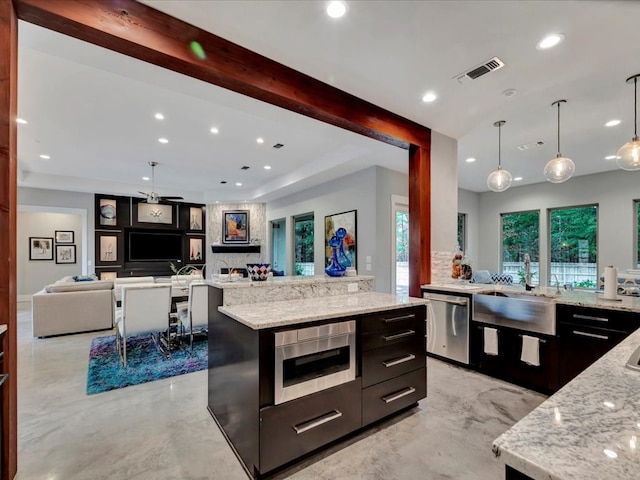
[274,320,356,405]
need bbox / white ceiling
[16,0,640,198]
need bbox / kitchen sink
[473,291,557,335]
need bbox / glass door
[392,196,409,295]
[271,219,286,275]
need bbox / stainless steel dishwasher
[423,292,469,365]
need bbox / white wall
[458,188,480,264]
[475,169,639,286]
[266,166,407,293]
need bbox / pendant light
[487,120,512,192]
[544,99,575,183]
[617,74,640,171]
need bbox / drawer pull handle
[572,314,609,323]
[382,386,416,404]
[572,330,609,340]
[383,354,416,368]
[383,314,416,324]
[382,330,415,341]
[292,410,343,434]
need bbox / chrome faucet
[551,274,561,294]
[523,254,533,291]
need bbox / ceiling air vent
[517,141,545,151]
[272,143,284,149]
[454,57,505,84]
[241,165,250,170]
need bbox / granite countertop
[422,283,640,314]
[218,292,428,329]
[492,328,640,479]
[208,275,374,289]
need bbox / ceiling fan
[138,161,184,204]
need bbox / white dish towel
[520,335,540,366]
[483,327,499,356]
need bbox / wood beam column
[409,145,431,297]
[0,0,18,478]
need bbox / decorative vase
[325,236,346,277]
[335,227,351,268]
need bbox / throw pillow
[73,275,96,282]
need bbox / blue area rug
[86,334,207,395]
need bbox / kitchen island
[207,287,427,479]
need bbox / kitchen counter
[422,283,640,314]
[219,291,428,329]
[492,327,640,480]
[208,274,374,288]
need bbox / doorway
[271,218,286,275]
[392,195,409,295]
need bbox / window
[501,211,540,285]
[457,213,466,253]
[549,205,598,288]
[293,213,314,276]
[271,219,286,274]
[636,200,640,268]
[395,209,409,295]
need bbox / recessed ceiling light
[264,165,272,170]
[514,177,523,181]
[158,138,168,144]
[142,176,150,181]
[605,155,618,160]
[235,182,242,186]
[16,118,27,124]
[39,154,50,160]
[154,113,164,120]
[422,92,437,103]
[256,137,264,144]
[537,33,565,50]
[326,1,347,18]
[605,119,621,127]
[210,127,219,134]
[465,157,476,163]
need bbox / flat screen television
[128,230,183,262]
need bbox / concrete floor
[15,302,546,480]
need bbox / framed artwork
[99,235,118,262]
[137,203,173,224]
[189,237,203,261]
[99,271,118,281]
[99,198,117,226]
[55,230,74,243]
[324,210,357,269]
[29,237,54,261]
[189,207,203,231]
[55,244,76,264]
[223,210,250,244]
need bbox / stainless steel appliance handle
[382,354,416,367]
[383,314,416,324]
[572,330,609,340]
[382,386,416,404]
[432,299,467,306]
[382,330,415,341]
[292,410,343,434]
[572,313,609,323]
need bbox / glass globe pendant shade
[544,154,575,183]
[616,136,640,171]
[487,166,513,192]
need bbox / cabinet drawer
[362,321,424,351]
[362,368,426,426]
[361,306,425,334]
[557,305,640,333]
[362,338,424,388]
[259,378,362,474]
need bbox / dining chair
[178,282,209,353]
[114,284,172,367]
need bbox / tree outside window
[501,211,540,284]
[294,214,314,275]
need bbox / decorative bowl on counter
[246,263,271,281]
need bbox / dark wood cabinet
[557,305,640,388]
[470,322,558,393]
[362,368,426,426]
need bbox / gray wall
[17,210,84,296]
[266,166,407,293]
[430,131,458,252]
[473,169,639,286]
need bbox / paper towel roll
[604,266,618,299]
